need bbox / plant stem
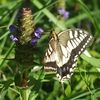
[21,89,27,100]
[21,70,28,100]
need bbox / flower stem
[21,89,28,100]
[21,70,28,100]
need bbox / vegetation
[0,0,100,100]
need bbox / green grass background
[0,0,100,100]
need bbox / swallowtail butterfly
[44,29,93,82]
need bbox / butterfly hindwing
[44,29,93,81]
[44,39,57,72]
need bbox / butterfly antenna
[61,81,66,97]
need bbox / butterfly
[44,29,93,82]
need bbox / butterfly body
[44,29,93,82]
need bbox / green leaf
[28,69,45,100]
[0,79,13,100]
[65,84,71,97]
[81,53,100,68]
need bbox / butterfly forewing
[44,29,93,82]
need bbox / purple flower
[30,28,44,46]
[58,8,65,14]
[10,35,18,41]
[9,25,17,32]
[29,39,37,46]
[58,7,70,19]
[33,28,44,39]
[62,11,70,19]
[36,28,44,34]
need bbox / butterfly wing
[57,29,93,81]
[44,29,93,81]
[44,39,57,72]
[58,29,93,56]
